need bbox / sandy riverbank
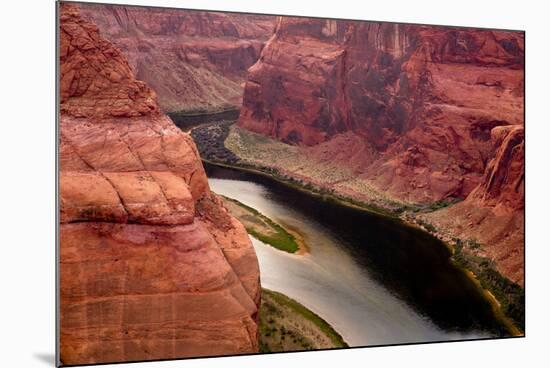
[220,195,306,254]
[259,289,348,352]
[193,122,524,335]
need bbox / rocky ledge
[76,3,276,114]
[237,16,524,284]
[59,4,260,365]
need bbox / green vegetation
[169,108,240,132]
[223,196,300,253]
[426,197,462,211]
[208,157,402,219]
[168,105,238,117]
[408,198,463,214]
[193,121,524,335]
[194,122,408,218]
[191,121,241,164]
[452,238,525,332]
[415,218,437,233]
[259,289,348,352]
[248,227,298,253]
[220,155,526,334]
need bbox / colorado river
[205,163,509,347]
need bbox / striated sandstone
[76,3,276,113]
[59,7,159,118]
[239,17,523,203]
[425,125,524,284]
[237,17,524,281]
[469,125,524,213]
[59,4,260,365]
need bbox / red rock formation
[238,17,524,281]
[426,125,524,284]
[59,7,158,118]
[240,18,524,202]
[469,125,524,212]
[59,4,260,365]
[76,3,276,113]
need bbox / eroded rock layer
[425,125,524,284]
[59,4,260,365]
[238,17,524,281]
[76,3,276,113]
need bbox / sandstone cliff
[76,3,276,113]
[425,125,524,284]
[238,17,524,282]
[59,4,260,365]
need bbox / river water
[205,163,508,347]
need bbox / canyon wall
[76,3,276,113]
[425,124,524,284]
[238,17,524,282]
[59,4,260,365]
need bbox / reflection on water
[206,164,506,346]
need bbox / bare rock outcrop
[76,3,276,113]
[237,17,524,281]
[239,17,523,202]
[59,4,260,365]
[426,125,524,284]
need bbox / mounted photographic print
[57,1,525,365]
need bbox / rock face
[238,17,524,281]
[59,4,260,365]
[469,125,525,212]
[426,125,524,284]
[76,3,276,113]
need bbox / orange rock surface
[59,4,260,365]
[238,17,524,281]
[426,125,524,284]
[76,3,276,113]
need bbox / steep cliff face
[237,17,524,281]
[469,125,524,212]
[59,4,260,365]
[425,125,524,284]
[240,18,414,147]
[76,3,276,113]
[362,27,524,203]
[240,17,523,203]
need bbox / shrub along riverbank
[452,238,524,332]
[168,108,239,132]
[220,196,301,253]
[259,289,348,352]
[190,121,524,335]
